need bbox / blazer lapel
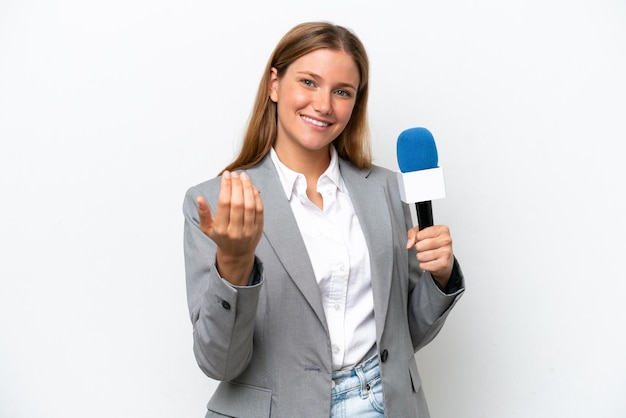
[246,156,328,332]
[339,161,394,343]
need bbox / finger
[406,227,418,249]
[227,171,245,228]
[416,225,451,252]
[254,184,264,227]
[214,171,233,230]
[417,250,445,272]
[196,196,214,231]
[416,247,441,264]
[416,240,453,271]
[419,251,454,279]
[416,224,438,241]
[240,172,260,232]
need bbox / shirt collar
[270,146,345,201]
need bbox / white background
[1,1,625,417]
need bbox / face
[269,48,360,162]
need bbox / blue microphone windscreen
[396,127,439,173]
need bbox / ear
[269,67,279,103]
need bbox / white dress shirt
[270,147,376,370]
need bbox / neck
[273,144,331,180]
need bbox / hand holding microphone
[397,127,454,286]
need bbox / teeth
[302,115,329,127]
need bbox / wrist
[216,249,255,286]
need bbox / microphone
[396,127,446,229]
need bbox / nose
[313,90,332,115]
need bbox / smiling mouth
[301,115,330,127]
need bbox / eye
[334,89,351,98]
[301,79,315,87]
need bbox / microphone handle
[415,201,434,229]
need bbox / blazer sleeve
[183,184,263,381]
[401,200,466,352]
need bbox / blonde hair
[222,21,371,173]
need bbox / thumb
[406,227,418,249]
[196,196,214,230]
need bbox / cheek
[278,84,308,104]
[289,90,311,108]
[335,101,357,123]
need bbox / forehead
[287,48,360,84]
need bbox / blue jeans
[330,355,384,417]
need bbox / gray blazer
[183,155,464,418]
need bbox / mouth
[301,115,331,128]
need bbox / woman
[183,21,464,417]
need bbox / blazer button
[380,349,388,363]
[221,300,231,310]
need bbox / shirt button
[221,300,231,310]
[334,303,341,311]
[332,345,340,354]
[380,349,389,363]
